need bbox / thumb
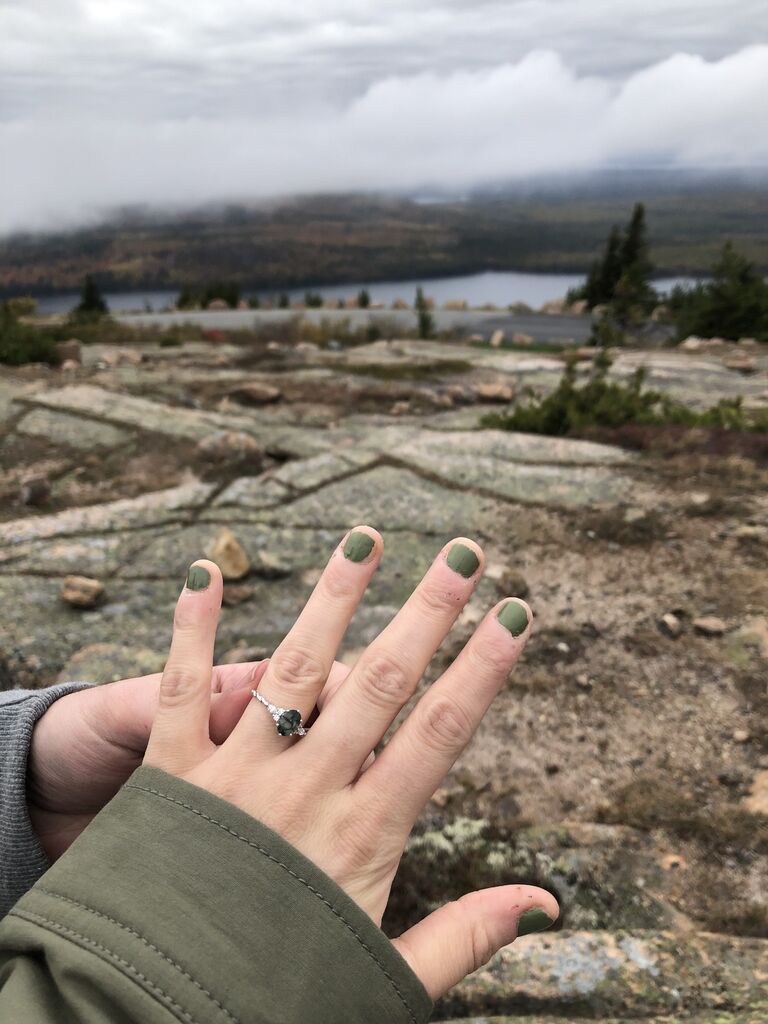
[391,885,559,1000]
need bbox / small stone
[693,615,727,637]
[206,527,251,580]
[555,641,570,654]
[55,339,82,365]
[19,476,51,507]
[60,359,80,372]
[60,575,104,608]
[228,382,282,406]
[496,569,530,599]
[197,431,263,462]
[489,329,505,348]
[221,583,255,607]
[659,613,683,639]
[576,673,592,690]
[733,729,751,744]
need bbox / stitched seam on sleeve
[35,888,238,1024]
[125,781,421,1024]
[9,907,198,1024]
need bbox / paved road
[117,307,595,345]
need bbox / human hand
[145,528,559,1000]
[28,658,349,861]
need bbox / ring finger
[227,526,382,757]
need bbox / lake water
[33,270,702,315]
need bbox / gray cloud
[1,2,767,232]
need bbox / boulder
[60,359,80,372]
[679,336,703,351]
[723,354,757,374]
[101,348,142,367]
[196,431,263,462]
[228,382,282,406]
[540,297,566,315]
[206,527,251,580]
[60,575,104,608]
[474,382,515,403]
[489,329,505,348]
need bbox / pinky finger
[391,884,558,1000]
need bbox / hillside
[1,184,767,297]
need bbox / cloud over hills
[1,0,767,233]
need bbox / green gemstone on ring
[277,709,302,736]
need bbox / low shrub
[482,351,768,437]
[0,305,57,366]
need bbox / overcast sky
[1,0,767,233]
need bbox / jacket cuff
[13,765,433,1024]
[0,682,92,918]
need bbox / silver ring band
[251,689,308,737]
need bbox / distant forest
[1,181,767,297]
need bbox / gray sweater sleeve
[0,685,90,918]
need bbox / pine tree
[75,276,108,316]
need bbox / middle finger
[304,537,484,780]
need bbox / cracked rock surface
[2,334,768,1019]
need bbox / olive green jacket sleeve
[0,765,432,1024]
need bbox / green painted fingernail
[497,600,529,636]
[446,542,480,578]
[517,908,554,936]
[344,531,375,563]
[186,564,211,591]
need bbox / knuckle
[269,645,327,693]
[159,665,203,706]
[459,901,496,970]
[321,565,357,603]
[468,633,513,678]
[422,697,473,750]
[415,579,458,619]
[355,651,413,708]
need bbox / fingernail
[517,908,554,936]
[497,599,530,636]
[344,531,375,563]
[186,564,211,591]
[446,542,480,578]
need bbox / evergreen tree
[75,276,108,316]
[573,204,656,321]
[670,242,768,341]
[357,289,371,308]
